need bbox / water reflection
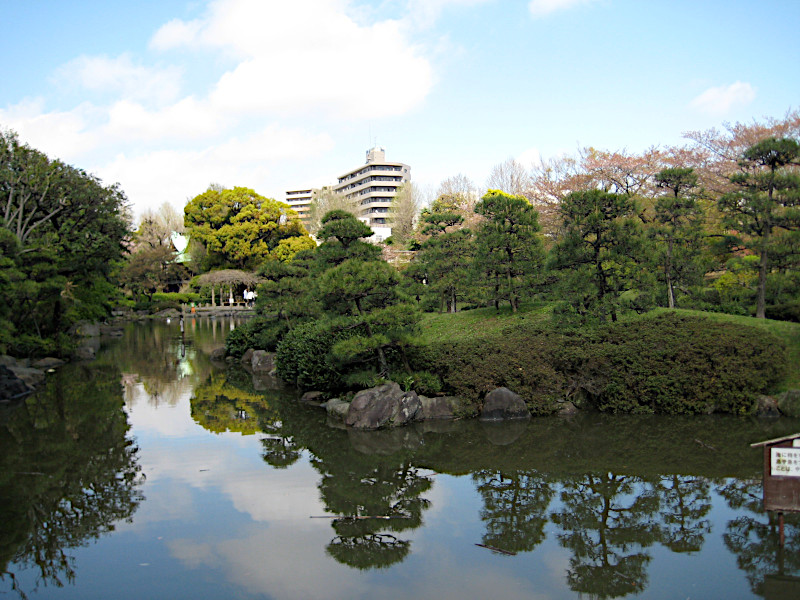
[473,470,553,554]
[0,363,144,597]
[4,320,800,599]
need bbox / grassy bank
[414,303,798,414]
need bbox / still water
[1,319,799,600]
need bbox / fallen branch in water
[475,543,516,556]
[310,515,410,520]
[694,438,717,451]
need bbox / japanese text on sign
[771,447,800,477]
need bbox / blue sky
[2,0,798,219]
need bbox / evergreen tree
[549,189,644,323]
[651,168,706,308]
[474,190,544,312]
[719,137,800,318]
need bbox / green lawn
[417,302,552,344]
[418,303,800,391]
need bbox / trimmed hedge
[588,313,786,414]
[414,313,787,416]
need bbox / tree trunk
[666,237,675,309]
[757,242,768,319]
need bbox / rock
[419,395,457,420]
[251,351,276,374]
[154,308,180,318]
[0,365,31,401]
[757,395,781,417]
[301,390,326,405]
[777,390,800,418]
[7,366,45,389]
[0,355,18,367]
[241,348,254,366]
[31,357,65,370]
[558,401,579,416]
[479,387,531,421]
[394,391,422,427]
[210,347,227,361]
[325,398,350,421]
[71,321,100,337]
[345,382,423,430]
[72,345,96,361]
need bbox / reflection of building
[285,189,313,223]
[285,147,410,242]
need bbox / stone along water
[1,319,800,599]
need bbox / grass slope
[418,303,800,393]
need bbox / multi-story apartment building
[285,147,410,241]
[284,188,313,223]
[333,147,410,241]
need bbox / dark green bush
[417,326,567,415]
[591,313,787,415]
[225,317,288,357]
[766,301,800,323]
[275,319,368,392]
[412,312,787,416]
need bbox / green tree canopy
[474,189,544,312]
[184,186,312,270]
[720,137,800,318]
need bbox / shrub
[766,301,800,323]
[417,325,567,415]
[225,316,288,357]
[591,313,787,415]
[275,319,368,392]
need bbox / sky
[2,0,798,221]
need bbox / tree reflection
[719,478,800,597]
[473,469,554,554]
[656,475,712,553]
[0,364,144,598]
[315,456,431,570]
[190,371,273,435]
[550,473,660,598]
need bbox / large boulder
[419,395,458,420]
[777,390,800,418]
[325,398,351,422]
[251,351,276,374]
[479,387,531,421]
[241,348,254,366]
[71,321,100,337]
[345,382,422,430]
[7,366,45,390]
[210,347,227,361]
[0,365,31,401]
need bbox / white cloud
[0,98,101,160]
[689,81,756,116]
[55,54,183,105]
[98,125,335,215]
[517,147,542,167]
[528,0,597,18]
[4,0,437,217]
[149,18,204,51]
[153,0,434,119]
[405,0,494,29]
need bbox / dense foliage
[0,130,131,356]
[416,312,787,415]
[183,185,313,270]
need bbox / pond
[1,319,799,599]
